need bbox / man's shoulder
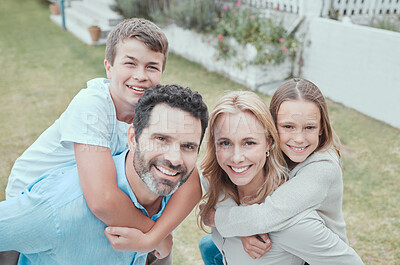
[27,162,83,206]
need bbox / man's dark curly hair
[133,84,209,145]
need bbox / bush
[112,0,169,19]
[154,0,222,33]
[213,3,298,65]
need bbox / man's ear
[127,125,136,151]
[104,59,112,79]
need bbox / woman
[199,89,363,264]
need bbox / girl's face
[276,99,322,164]
[214,111,269,196]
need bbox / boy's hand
[199,203,216,227]
[240,234,272,259]
[153,233,173,259]
[104,226,154,252]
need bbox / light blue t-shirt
[6,78,130,199]
[0,150,171,265]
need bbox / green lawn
[1,0,399,264]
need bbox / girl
[200,82,364,264]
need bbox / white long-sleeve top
[215,149,348,243]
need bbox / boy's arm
[104,167,202,252]
[75,143,154,230]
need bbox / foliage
[371,16,399,32]
[153,0,222,33]
[212,2,299,65]
[112,0,169,20]
[2,0,400,264]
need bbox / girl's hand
[240,234,272,259]
[104,226,154,252]
[199,203,216,227]
[153,233,173,259]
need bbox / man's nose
[164,144,183,166]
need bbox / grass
[1,0,399,264]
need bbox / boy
[0,84,209,265]
[4,18,201,263]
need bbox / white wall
[302,17,400,129]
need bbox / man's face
[132,104,202,196]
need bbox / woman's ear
[266,135,273,152]
[127,125,136,151]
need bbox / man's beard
[133,146,192,196]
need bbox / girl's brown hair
[199,91,287,232]
[270,78,341,160]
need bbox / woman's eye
[245,141,256,146]
[219,141,230,146]
[305,126,316,130]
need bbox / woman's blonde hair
[199,91,287,231]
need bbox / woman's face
[276,99,321,163]
[214,111,269,195]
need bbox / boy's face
[104,38,164,108]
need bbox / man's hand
[199,203,216,227]
[104,227,154,252]
[240,234,272,259]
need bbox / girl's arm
[76,143,201,250]
[276,211,364,264]
[214,157,340,237]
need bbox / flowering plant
[89,19,100,28]
[212,1,298,66]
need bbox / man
[0,84,209,265]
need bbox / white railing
[323,0,400,17]
[219,0,400,17]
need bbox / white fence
[223,0,400,17]
[301,17,400,129]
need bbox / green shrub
[213,3,299,65]
[154,0,222,32]
[112,0,168,19]
[371,16,399,32]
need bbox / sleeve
[274,211,364,264]
[59,89,114,148]
[215,159,339,237]
[0,191,59,253]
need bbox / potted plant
[49,3,60,15]
[88,20,101,43]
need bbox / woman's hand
[240,234,272,259]
[199,203,216,227]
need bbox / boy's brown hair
[105,18,169,71]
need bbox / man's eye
[183,144,195,151]
[156,137,166,141]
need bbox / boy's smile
[104,38,164,122]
